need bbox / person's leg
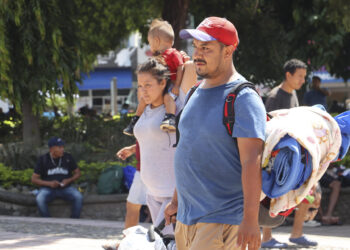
[174,221,192,250]
[163,93,176,115]
[125,171,147,228]
[154,196,173,235]
[135,97,146,117]
[35,187,56,217]
[146,194,162,225]
[58,186,83,218]
[222,224,240,250]
[290,202,309,238]
[261,227,288,248]
[160,93,176,132]
[289,202,317,246]
[146,194,173,234]
[123,97,146,136]
[262,227,272,242]
[323,180,341,220]
[189,223,240,250]
[124,201,142,229]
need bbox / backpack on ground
[97,164,124,195]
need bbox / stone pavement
[0,215,349,250]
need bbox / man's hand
[164,201,178,225]
[61,178,71,187]
[171,85,180,96]
[116,145,135,160]
[49,180,61,188]
[237,218,261,250]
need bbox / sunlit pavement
[0,216,349,250]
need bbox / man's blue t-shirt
[174,76,266,225]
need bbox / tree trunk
[22,99,41,148]
[162,0,190,50]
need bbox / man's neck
[280,81,294,93]
[202,64,237,88]
[50,152,60,159]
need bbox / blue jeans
[36,186,83,218]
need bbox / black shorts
[319,173,340,188]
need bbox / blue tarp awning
[77,68,133,90]
[312,67,345,84]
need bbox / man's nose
[193,48,202,59]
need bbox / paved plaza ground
[0,215,349,250]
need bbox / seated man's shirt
[35,152,77,183]
[175,75,266,225]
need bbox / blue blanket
[262,135,313,198]
[334,111,350,161]
[262,109,350,199]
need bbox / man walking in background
[263,59,318,248]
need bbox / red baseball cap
[179,17,239,50]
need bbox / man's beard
[194,59,221,79]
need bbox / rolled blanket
[334,111,350,161]
[262,135,312,198]
[262,106,341,217]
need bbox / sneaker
[123,116,139,136]
[261,238,288,248]
[289,235,318,246]
[160,114,176,132]
[303,220,321,227]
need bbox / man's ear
[286,71,292,80]
[224,45,235,59]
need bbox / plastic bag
[118,225,167,250]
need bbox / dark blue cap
[48,137,65,148]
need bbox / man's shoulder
[38,153,49,162]
[267,86,282,97]
[62,152,74,161]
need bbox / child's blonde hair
[148,19,174,45]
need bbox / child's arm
[172,64,184,96]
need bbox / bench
[0,190,127,220]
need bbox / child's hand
[172,86,179,96]
[180,51,190,62]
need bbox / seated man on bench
[31,137,83,218]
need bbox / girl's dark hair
[137,58,171,94]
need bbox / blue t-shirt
[175,76,266,225]
[303,90,327,110]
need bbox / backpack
[97,164,124,195]
[174,81,269,147]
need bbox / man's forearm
[65,170,81,184]
[32,177,52,187]
[241,160,262,221]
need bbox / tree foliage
[0,0,159,112]
[189,0,350,84]
[0,0,160,145]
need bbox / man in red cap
[164,17,266,250]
